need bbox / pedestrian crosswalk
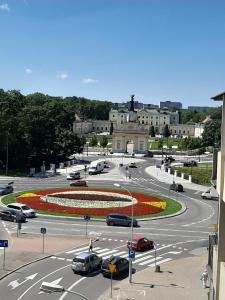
[51,243,188,268]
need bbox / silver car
[7,203,37,218]
[71,252,102,274]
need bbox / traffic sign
[40,227,46,234]
[84,215,90,222]
[128,248,135,260]
[0,240,8,248]
[108,263,116,273]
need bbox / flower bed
[15,188,170,218]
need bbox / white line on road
[139,256,162,266]
[148,258,172,267]
[59,277,86,300]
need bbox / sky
[0,0,225,108]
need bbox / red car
[70,180,87,187]
[127,237,154,251]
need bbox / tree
[202,120,221,147]
[100,136,108,151]
[163,125,170,138]
[90,135,98,147]
[149,126,155,137]
[109,122,114,135]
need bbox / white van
[88,160,104,175]
[201,186,219,201]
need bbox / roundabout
[3,188,182,219]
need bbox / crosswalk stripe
[95,248,109,254]
[104,251,126,260]
[148,258,172,267]
[66,246,89,254]
[167,251,182,255]
[101,249,118,258]
[135,252,151,259]
[133,254,153,264]
[139,256,162,266]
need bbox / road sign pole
[110,272,113,298]
[3,247,6,270]
[42,233,45,254]
[129,260,132,283]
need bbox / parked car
[144,151,154,158]
[0,209,26,222]
[101,255,129,278]
[127,237,154,251]
[0,184,13,195]
[66,171,81,180]
[7,203,36,218]
[106,214,138,227]
[129,163,137,168]
[71,252,102,274]
[183,160,198,167]
[70,180,87,187]
[201,186,219,201]
[170,183,184,192]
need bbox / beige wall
[219,262,225,300]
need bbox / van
[201,186,219,201]
[71,252,102,274]
[66,171,81,180]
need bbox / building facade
[160,100,182,110]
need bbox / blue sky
[0,0,225,107]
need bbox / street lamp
[113,183,134,283]
[40,282,89,300]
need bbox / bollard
[155,265,160,273]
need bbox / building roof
[211,92,225,101]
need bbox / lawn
[173,163,212,186]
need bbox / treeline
[0,89,112,173]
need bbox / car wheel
[128,222,131,227]
[109,221,114,226]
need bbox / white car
[7,203,37,218]
[66,172,81,180]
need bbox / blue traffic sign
[41,228,46,234]
[84,215,90,221]
[128,248,135,260]
[0,240,8,248]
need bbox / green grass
[173,163,212,186]
[1,190,183,220]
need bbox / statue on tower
[130,94,135,111]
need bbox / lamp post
[113,183,134,283]
[40,282,89,300]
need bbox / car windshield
[73,258,85,263]
[21,205,31,210]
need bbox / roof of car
[74,252,92,259]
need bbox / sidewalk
[0,233,86,280]
[98,253,209,300]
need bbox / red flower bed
[16,188,166,218]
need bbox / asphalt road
[0,156,218,299]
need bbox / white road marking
[17,264,70,300]
[105,251,126,259]
[38,277,63,294]
[139,256,162,266]
[59,277,86,300]
[8,273,38,290]
[148,258,172,267]
[133,254,153,263]
[167,251,182,255]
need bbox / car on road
[106,213,138,227]
[71,252,102,274]
[183,160,198,167]
[0,209,26,222]
[129,162,137,168]
[0,184,13,195]
[101,255,129,278]
[127,237,154,251]
[70,180,87,187]
[7,203,37,218]
[66,171,81,180]
[170,183,184,192]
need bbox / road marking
[58,277,86,300]
[148,258,172,267]
[167,251,182,255]
[17,264,70,300]
[105,251,126,259]
[133,254,153,263]
[8,273,38,290]
[66,246,100,254]
[139,256,162,266]
[38,277,63,294]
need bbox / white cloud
[57,72,68,80]
[25,68,32,75]
[0,3,10,11]
[82,78,99,84]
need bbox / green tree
[163,125,170,138]
[202,120,221,147]
[149,126,155,137]
[100,136,108,151]
[90,135,98,147]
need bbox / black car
[0,184,13,195]
[0,210,26,222]
[183,160,198,167]
[106,213,138,227]
[129,163,137,168]
[170,183,184,192]
[101,255,129,278]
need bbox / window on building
[151,121,153,125]
[97,127,99,130]
[113,115,115,117]
[175,130,176,133]
[183,130,185,134]
[164,122,165,125]
[156,116,158,119]
[117,141,121,149]
[121,120,123,124]
[101,127,103,130]
[156,122,158,126]
[188,130,189,134]
[139,142,144,151]
[164,117,166,119]
[146,116,148,118]
[151,116,153,119]
[121,115,123,118]
[179,130,181,133]
[142,120,144,124]
[105,127,108,130]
